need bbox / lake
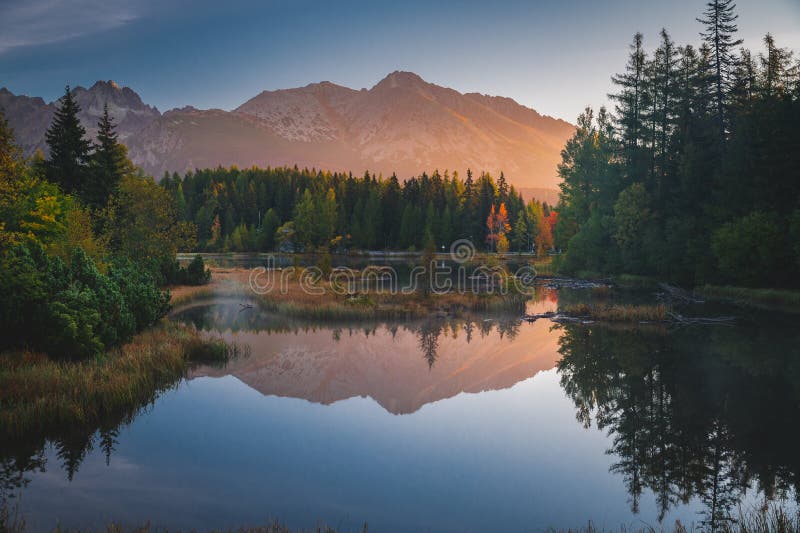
[2,283,799,532]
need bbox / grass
[6,506,799,533]
[559,303,670,322]
[553,506,800,533]
[245,288,529,321]
[0,322,240,437]
[171,267,529,321]
[48,523,356,533]
[699,285,800,313]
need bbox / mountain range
[0,71,574,190]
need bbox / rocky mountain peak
[3,73,575,190]
[373,71,426,90]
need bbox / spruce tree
[610,33,647,159]
[652,29,679,201]
[89,103,129,208]
[45,85,91,195]
[697,0,743,142]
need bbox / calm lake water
[3,283,800,532]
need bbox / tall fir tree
[88,103,130,208]
[45,85,92,195]
[697,0,742,143]
[610,32,647,161]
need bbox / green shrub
[184,254,211,285]
[0,243,170,359]
[109,259,171,331]
[157,255,211,286]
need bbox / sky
[1,0,798,123]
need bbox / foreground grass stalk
[0,322,237,438]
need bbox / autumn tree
[486,203,510,252]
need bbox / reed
[18,506,800,533]
[45,520,355,533]
[560,303,670,322]
[173,267,529,321]
[0,322,237,437]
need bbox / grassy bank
[699,285,800,313]
[170,267,530,321]
[559,303,670,322]
[0,322,237,437]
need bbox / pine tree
[697,0,743,142]
[512,213,529,252]
[760,33,794,98]
[45,85,92,195]
[497,172,509,205]
[654,29,679,190]
[259,208,280,251]
[611,33,647,159]
[88,103,129,208]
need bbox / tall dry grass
[0,322,237,436]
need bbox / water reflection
[179,300,559,415]
[1,386,162,508]
[3,290,800,531]
[556,318,800,528]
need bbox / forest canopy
[161,167,557,255]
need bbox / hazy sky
[1,0,798,122]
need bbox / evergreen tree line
[162,166,557,254]
[555,0,800,287]
[1,87,208,359]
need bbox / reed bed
[560,303,670,322]
[173,266,529,321]
[15,506,800,533]
[0,322,237,436]
[48,524,353,533]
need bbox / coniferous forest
[554,0,800,288]
[161,167,556,255]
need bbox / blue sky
[1,0,798,122]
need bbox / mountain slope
[1,72,573,189]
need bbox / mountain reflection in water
[182,300,560,415]
[2,293,799,532]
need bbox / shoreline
[169,266,531,320]
[0,322,236,440]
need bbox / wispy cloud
[0,0,140,54]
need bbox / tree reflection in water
[556,319,800,529]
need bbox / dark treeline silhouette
[160,167,557,254]
[555,0,800,287]
[557,317,800,530]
